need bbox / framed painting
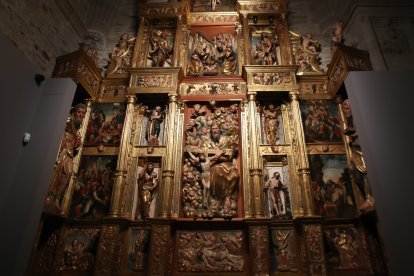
[308,154,356,218]
[85,102,126,147]
[300,100,342,143]
[69,155,117,219]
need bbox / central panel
[182,102,241,218]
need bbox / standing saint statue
[138,162,159,219]
[263,104,281,145]
[145,106,164,145]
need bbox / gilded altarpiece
[30,1,388,275]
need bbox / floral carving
[77,62,99,92]
[185,83,240,95]
[252,72,292,85]
[95,225,120,274]
[102,85,127,98]
[299,82,326,94]
[190,14,239,25]
[136,75,173,87]
[250,226,269,274]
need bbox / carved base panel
[28,218,388,275]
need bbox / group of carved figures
[183,103,240,218]
[187,33,237,76]
[178,231,243,272]
[252,31,280,65]
[104,20,345,77]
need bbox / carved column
[289,91,318,217]
[302,224,326,276]
[159,95,178,218]
[173,15,182,67]
[247,93,265,218]
[249,225,270,275]
[61,99,93,215]
[279,13,294,65]
[94,225,121,275]
[110,95,137,218]
[132,17,146,68]
[148,224,171,275]
[242,13,251,65]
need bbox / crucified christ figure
[187,148,225,208]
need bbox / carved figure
[325,228,359,269]
[187,148,225,208]
[211,0,221,11]
[342,99,375,212]
[138,162,158,219]
[148,29,173,67]
[273,230,291,271]
[290,31,323,74]
[134,230,147,270]
[263,104,281,144]
[145,106,164,145]
[106,33,135,76]
[264,172,291,217]
[46,103,87,211]
[331,21,344,55]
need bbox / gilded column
[60,99,92,215]
[132,17,146,68]
[173,15,182,67]
[278,13,294,65]
[110,95,137,218]
[159,95,178,218]
[242,13,251,65]
[247,93,265,218]
[289,91,318,217]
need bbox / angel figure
[106,33,135,76]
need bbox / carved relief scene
[270,228,299,273]
[187,26,238,76]
[182,102,240,218]
[85,102,126,146]
[250,26,281,65]
[191,0,236,12]
[300,99,342,143]
[263,159,292,220]
[324,226,362,271]
[146,26,175,68]
[126,228,150,272]
[69,155,117,219]
[60,228,100,272]
[309,154,356,218]
[177,230,244,272]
